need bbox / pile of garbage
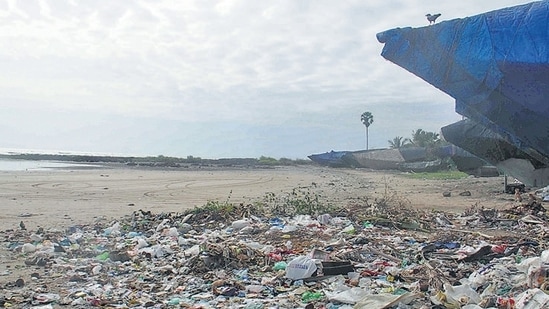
[2,190,549,308]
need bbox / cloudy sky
[0,0,533,159]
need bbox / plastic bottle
[269,217,284,228]
[234,269,249,281]
[96,251,109,261]
[301,291,323,303]
[515,253,522,263]
[127,231,140,238]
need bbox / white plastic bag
[231,219,250,230]
[285,255,317,280]
[325,287,370,304]
[516,288,549,309]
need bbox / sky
[0,0,534,159]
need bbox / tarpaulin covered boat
[377,1,549,187]
[307,150,353,167]
[309,147,457,173]
[349,147,428,170]
[434,145,499,176]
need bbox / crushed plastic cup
[103,222,120,236]
[166,227,179,237]
[268,217,284,228]
[281,225,297,233]
[21,243,36,254]
[246,284,265,293]
[34,293,61,304]
[317,214,332,225]
[244,302,265,309]
[342,225,355,234]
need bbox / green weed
[403,170,469,180]
[258,186,336,217]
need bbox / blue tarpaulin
[307,151,351,167]
[377,1,549,184]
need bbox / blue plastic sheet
[377,1,549,166]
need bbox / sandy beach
[2,165,531,308]
[0,165,509,231]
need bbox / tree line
[388,129,447,149]
[0,153,312,167]
[360,111,447,150]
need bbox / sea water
[0,159,88,171]
[0,147,120,171]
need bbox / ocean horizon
[0,148,128,171]
[0,147,135,157]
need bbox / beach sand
[0,165,523,306]
[0,165,510,232]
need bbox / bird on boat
[426,13,441,24]
[514,188,523,202]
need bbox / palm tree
[360,112,374,150]
[388,136,411,149]
[411,129,441,148]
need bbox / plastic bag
[232,219,250,230]
[325,287,370,304]
[285,255,317,280]
[516,288,549,309]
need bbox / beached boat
[397,159,445,173]
[435,145,499,177]
[377,1,549,187]
[307,150,353,167]
[309,147,454,173]
[348,147,428,170]
[308,144,495,174]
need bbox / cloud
[0,0,534,157]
